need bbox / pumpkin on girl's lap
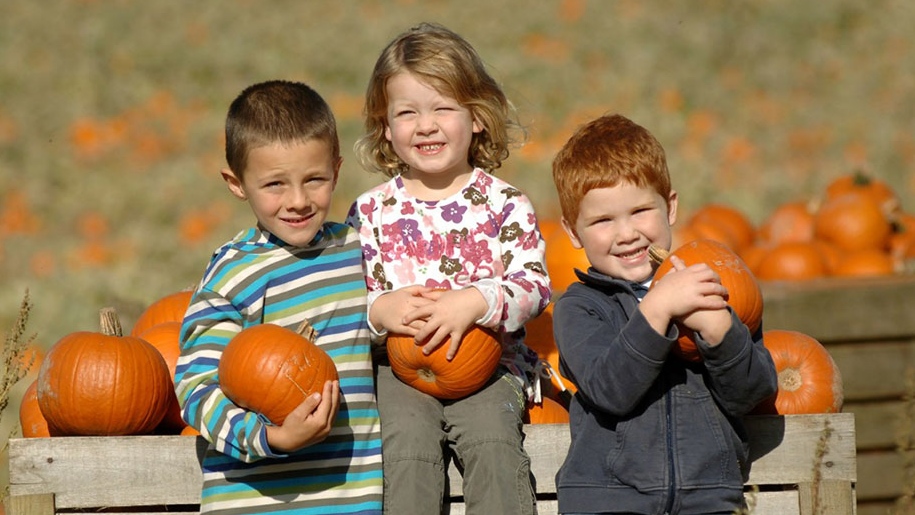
[387,326,502,400]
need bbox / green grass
[1,1,914,490]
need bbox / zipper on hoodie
[663,387,676,514]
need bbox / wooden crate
[5,415,855,515]
[762,275,915,515]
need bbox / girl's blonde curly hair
[355,22,526,178]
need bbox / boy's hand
[370,285,434,335]
[265,380,340,453]
[404,287,488,360]
[680,305,732,346]
[640,255,729,337]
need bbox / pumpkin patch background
[1,0,914,493]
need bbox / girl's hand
[370,285,434,335]
[404,287,488,360]
[266,380,340,453]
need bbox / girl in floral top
[345,22,551,515]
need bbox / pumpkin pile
[20,289,199,438]
[387,326,503,400]
[671,171,914,281]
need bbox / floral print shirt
[345,168,551,399]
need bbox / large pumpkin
[36,308,173,436]
[218,320,338,425]
[130,289,194,337]
[19,379,50,438]
[387,326,502,400]
[751,329,844,415]
[650,239,763,362]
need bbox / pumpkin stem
[295,319,319,342]
[99,307,123,337]
[648,245,669,266]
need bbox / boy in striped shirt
[175,80,383,515]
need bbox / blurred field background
[2,0,914,493]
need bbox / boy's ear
[560,217,584,250]
[667,190,679,226]
[221,168,247,201]
[332,157,342,189]
[472,117,483,134]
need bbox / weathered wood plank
[7,415,856,515]
[761,275,915,342]
[856,450,905,501]
[9,435,205,508]
[843,400,906,450]
[828,341,915,400]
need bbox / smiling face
[562,181,678,283]
[384,71,481,193]
[222,138,340,247]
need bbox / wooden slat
[7,414,856,515]
[844,400,906,450]
[8,435,206,508]
[828,341,915,400]
[761,275,915,342]
[743,413,856,484]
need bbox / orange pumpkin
[831,248,897,278]
[651,239,763,362]
[755,241,828,281]
[19,379,50,438]
[130,289,194,337]
[824,170,899,216]
[524,396,570,424]
[387,326,502,400]
[37,308,173,436]
[219,320,338,425]
[757,200,816,245]
[686,203,756,254]
[751,330,843,415]
[813,191,892,253]
[138,321,186,433]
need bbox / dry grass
[1,0,914,501]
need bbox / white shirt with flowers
[345,168,551,400]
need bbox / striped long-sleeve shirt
[175,223,383,515]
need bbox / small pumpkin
[219,320,338,425]
[757,200,816,246]
[37,307,173,436]
[751,329,843,415]
[130,289,194,337]
[755,241,828,281]
[19,379,50,438]
[813,190,892,253]
[387,326,502,400]
[685,203,756,254]
[524,396,570,424]
[650,239,763,362]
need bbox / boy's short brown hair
[224,80,340,178]
[552,114,671,231]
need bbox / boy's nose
[287,187,310,210]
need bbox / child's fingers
[669,254,687,271]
